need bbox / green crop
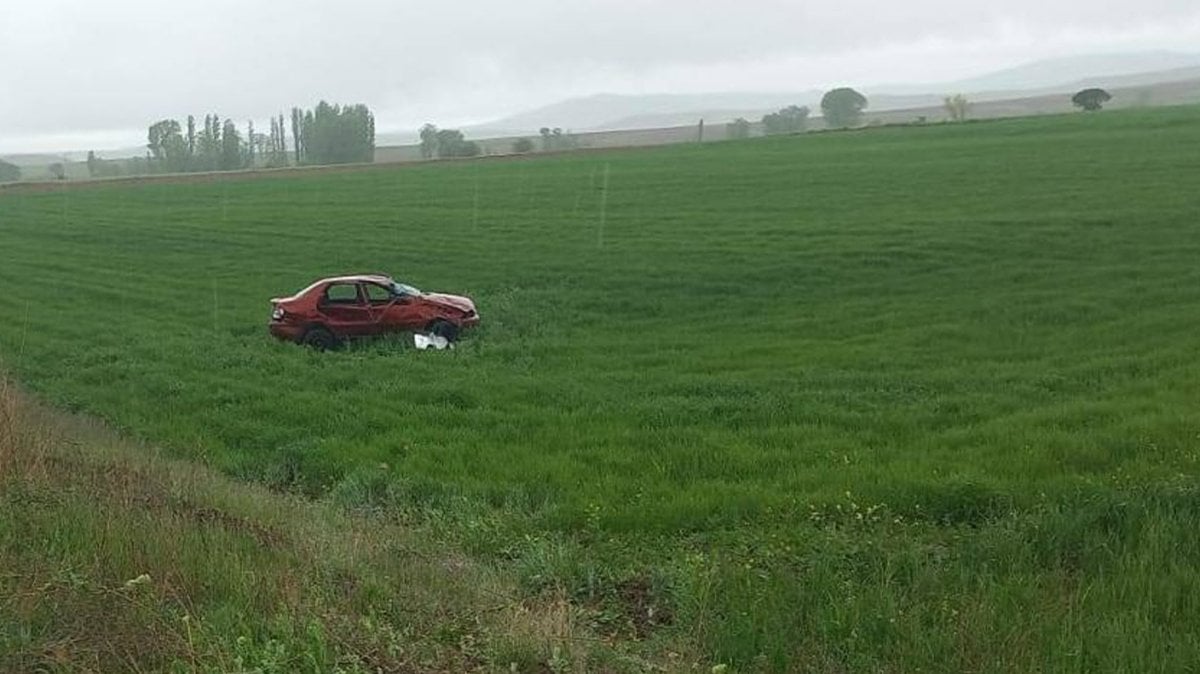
[3,106,1200,670]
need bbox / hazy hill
[468,51,1200,135]
[0,153,69,167]
[940,50,1200,93]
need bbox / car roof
[321,274,394,286]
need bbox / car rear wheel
[428,319,461,343]
[301,326,337,351]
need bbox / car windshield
[391,281,422,296]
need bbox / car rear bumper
[268,321,305,342]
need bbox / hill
[940,50,1200,92]
[0,153,69,167]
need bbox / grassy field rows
[3,106,1200,669]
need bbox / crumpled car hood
[423,292,475,313]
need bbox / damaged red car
[268,274,479,349]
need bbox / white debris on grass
[414,333,453,351]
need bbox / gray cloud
[2,0,1199,151]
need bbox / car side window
[324,283,361,305]
[364,283,391,305]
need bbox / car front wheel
[428,319,461,343]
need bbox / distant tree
[820,88,868,128]
[246,120,256,166]
[419,124,439,159]
[186,115,197,162]
[1072,88,1112,112]
[727,117,752,139]
[86,151,100,178]
[944,94,970,122]
[147,119,189,172]
[278,113,287,157]
[147,119,180,160]
[761,105,810,135]
[290,107,304,164]
[265,115,288,167]
[537,127,577,151]
[433,128,479,157]
[48,162,66,180]
[268,117,279,154]
[195,115,222,171]
[512,137,535,153]
[436,128,463,154]
[220,119,243,170]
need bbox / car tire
[428,319,461,343]
[301,326,337,351]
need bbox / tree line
[418,124,480,159]
[79,85,1120,181]
[290,103,375,166]
[726,87,872,139]
[96,102,375,177]
[722,85,1117,141]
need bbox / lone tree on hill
[821,88,868,128]
[761,105,810,135]
[1072,88,1112,112]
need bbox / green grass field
[3,107,1200,671]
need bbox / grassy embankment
[0,381,651,671]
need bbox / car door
[317,282,372,336]
[361,282,399,336]
[363,282,426,333]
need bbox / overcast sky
[2,0,1199,153]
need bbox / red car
[269,274,479,349]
